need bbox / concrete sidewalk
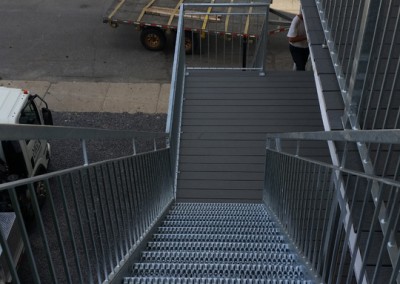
[0,80,171,114]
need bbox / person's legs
[289,45,309,71]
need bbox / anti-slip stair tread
[157,226,280,235]
[140,251,298,265]
[172,203,266,208]
[146,241,290,253]
[167,211,270,218]
[124,277,314,284]
[132,263,306,279]
[170,205,265,214]
[129,203,314,283]
[161,220,276,228]
[165,215,272,222]
[152,234,284,243]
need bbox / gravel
[49,111,167,169]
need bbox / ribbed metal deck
[177,70,327,202]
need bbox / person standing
[287,13,309,71]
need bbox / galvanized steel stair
[124,203,315,284]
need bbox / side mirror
[42,108,53,125]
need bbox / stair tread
[132,262,306,279]
[152,234,284,243]
[162,220,276,228]
[141,251,298,264]
[128,203,314,282]
[157,227,279,234]
[147,241,290,253]
[124,277,314,284]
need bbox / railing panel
[315,0,400,131]
[182,3,270,72]
[0,149,173,283]
[265,129,400,283]
[264,149,400,283]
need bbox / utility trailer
[103,0,292,53]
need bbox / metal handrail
[264,129,400,283]
[0,123,168,166]
[0,149,174,283]
[182,2,270,73]
[166,3,186,196]
[266,129,400,144]
[0,124,167,140]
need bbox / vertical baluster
[69,172,94,283]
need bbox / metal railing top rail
[0,148,158,191]
[183,2,271,8]
[266,146,400,189]
[0,124,167,141]
[266,129,400,144]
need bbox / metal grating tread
[140,251,298,265]
[161,220,276,228]
[157,226,280,235]
[165,215,272,222]
[152,234,284,243]
[167,211,271,218]
[124,278,314,284]
[126,203,314,283]
[146,241,290,253]
[132,263,306,279]
[172,203,266,210]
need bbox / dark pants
[289,44,310,71]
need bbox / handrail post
[81,139,89,166]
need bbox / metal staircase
[124,203,315,284]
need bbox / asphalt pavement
[0,0,299,115]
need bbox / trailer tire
[140,28,166,51]
[184,32,200,55]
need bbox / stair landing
[177,70,328,202]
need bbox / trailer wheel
[140,28,166,51]
[184,32,200,54]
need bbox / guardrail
[0,124,168,166]
[166,2,270,194]
[314,0,400,131]
[264,130,400,283]
[182,2,270,72]
[0,124,174,283]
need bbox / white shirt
[287,15,308,48]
